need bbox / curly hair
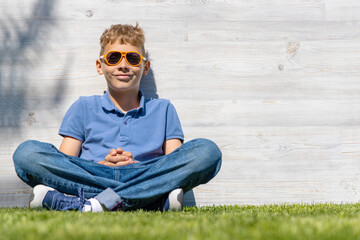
[99,23,145,56]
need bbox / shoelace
[54,188,86,211]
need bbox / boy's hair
[99,23,146,56]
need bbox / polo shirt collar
[101,90,145,114]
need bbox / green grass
[1,204,360,240]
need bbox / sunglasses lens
[107,52,122,65]
[126,52,142,66]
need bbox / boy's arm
[163,138,182,155]
[59,136,83,157]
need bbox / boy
[13,23,222,212]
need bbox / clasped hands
[98,148,139,167]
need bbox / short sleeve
[165,102,184,142]
[58,98,85,141]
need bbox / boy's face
[96,42,150,94]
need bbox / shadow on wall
[140,52,158,99]
[0,0,68,136]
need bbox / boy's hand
[98,148,139,167]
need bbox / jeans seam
[114,168,119,181]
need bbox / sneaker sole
[167,188,184,211]
[29,185,55,209]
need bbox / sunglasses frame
[100,51,147,67]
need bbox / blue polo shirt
[59,91,184,162]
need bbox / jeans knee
[190,138,222,170]
[13,140,44,171]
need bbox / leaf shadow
[0,0,68,136]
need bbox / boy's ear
[142,60,150,76]
[96,59,104,75]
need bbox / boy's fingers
[105,155,113,163]
[105,155,120,163]
[114,159,136,166]
[98,160,117,167]
[105,154,112,162]
[122,151,133,158]
[108,148,123,156]
[104,151,137,165]
[109,149,117,156]
[101,158,138,167]
[104,161,117,167]
[107,155,130,163]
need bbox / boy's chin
[107,84,140,94]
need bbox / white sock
[82,198,104,212]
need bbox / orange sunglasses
[100,51,147,67]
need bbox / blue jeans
[13,138,222,211]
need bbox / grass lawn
[1,204,360,240]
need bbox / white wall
[1,0,360,207]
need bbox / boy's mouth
[114,74,132,80]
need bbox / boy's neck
[108,89,140,114]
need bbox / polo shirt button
[124,121,127,125]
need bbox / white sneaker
[29,185,56,209]
[29,184,89,211]
[163,188,184,211]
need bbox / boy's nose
[117,57,129,70]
